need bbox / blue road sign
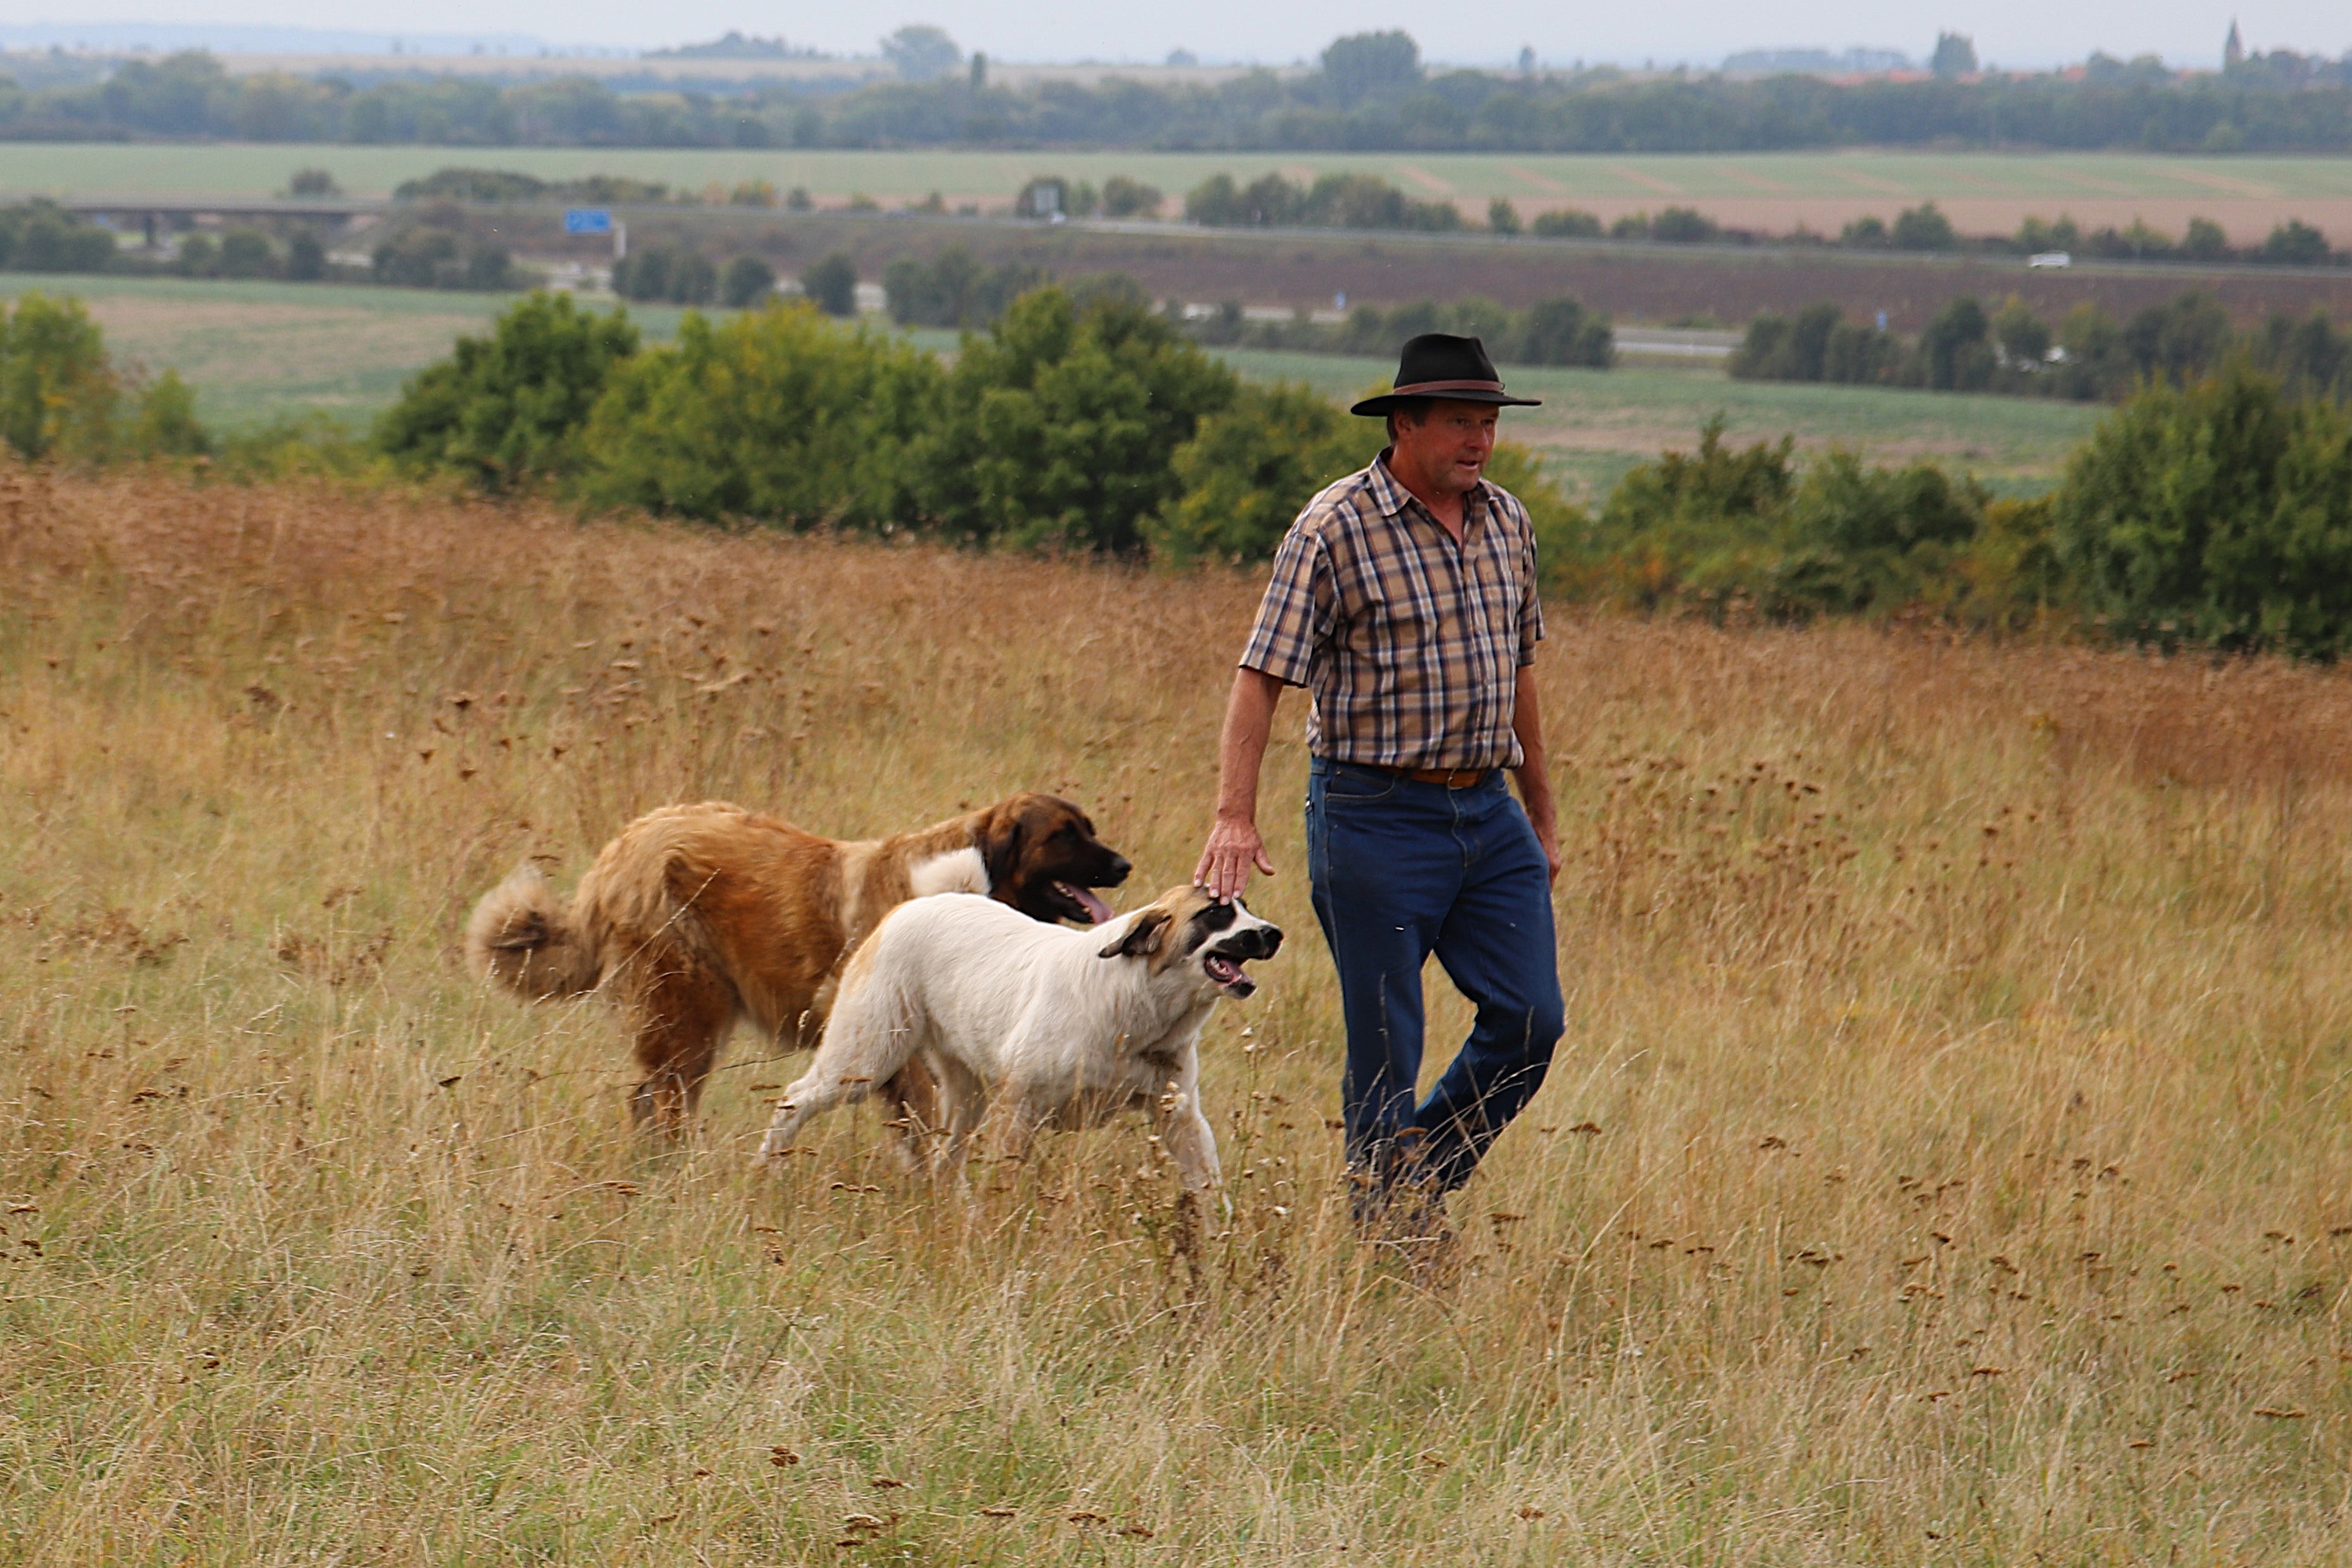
[564,208,613,235]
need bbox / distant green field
[8,143,2351,214]
[0,272,2101,494]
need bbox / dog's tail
[466,864,602,1002]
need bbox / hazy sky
[13,1,2350,66]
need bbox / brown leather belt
[1369,763,1493,789]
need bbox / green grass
[8,143,2352,207]
[0,273,2101,494]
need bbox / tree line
[360,287,2352,659]
[1733,289,2352,402]
[11,37,2352,151]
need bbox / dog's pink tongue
[1074,887,1114,924]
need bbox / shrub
[612,245,716,305]
[376,291,640,490]
[882,246,1044,329]
[177,234,218,277]
[1731,304,1844,382]
[1149,382,1378,563]
[1515,297,1614,366]
[218,227,275,278]
[721,254,777,308]
[1650,206,1719,244]
[1487,199,1521,235]
[2258,219,2330,267]
[1767,454,1986,614]
[2048,370,2352,657]
[1584,421,1796,609]
[915,287,1238,552]
[800,253,859,316]
[1099,176,1163,218]
[1577,420,1990,618]
[286,167,340,197]
[0,293,118,461]
[127,369,210,457]
[1916,297,1994,390]
[2182,216,2232,261]
[1992,295,2051,367]
[1529,208,1601,238]
[1840,215,1890,248]
[1185,171,1457,232]
[575,303,942,528]
[374,226,511,290]
[0,202,116,273]
[0,293,208,464]
[1890,202,1958,251]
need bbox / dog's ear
[1099,907,1172,960]
[976,800,1026,894]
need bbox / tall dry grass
[4,466,2352,1564]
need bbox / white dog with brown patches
[755,886,1282,1190]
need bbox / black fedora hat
[1350,333,1542,416]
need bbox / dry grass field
[6,469,2352,1564]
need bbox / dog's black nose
[1104,854,1133,883]
[1248,924,1283,957]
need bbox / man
[1195,333,1565,1249]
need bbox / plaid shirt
[1239,454,1543,770]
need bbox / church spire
[2224,19,2244,70]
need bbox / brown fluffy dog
[465,795,1130,1131]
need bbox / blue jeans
[1305,759,1565,1194]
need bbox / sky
[4,1,2348,68]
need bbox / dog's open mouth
[1055,881,1115,924]
[1204,952,1255,999]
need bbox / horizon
[2,9,2348,73]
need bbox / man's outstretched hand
[1194,815,1275,902]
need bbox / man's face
[1395,400,1498,495]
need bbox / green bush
[613,245,716,305]
[720,254,777,308]
[1583,421,1796,609]
[882,246,1045,329]
[373,226,513,290]
[2048,369,2352,657]
[0,202,116,273]
[127,369,211,457]
[1890,202,1958,251]
[1099,176,1162,218]
[1649,206,1719,244]
[1149,382,1379,563]
[1184,170,1459,232]
[575,303,941,528]
[800,253,859,316]
[376,291,640,490]
[218,227,275,278]
[915,287,1237,552]
[0,293,213,464]
[1529,208,1602,238]
[0,293,119,461]
[1575,420,1990,619]
[1767,454,1986,614]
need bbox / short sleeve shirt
[1238,454,1544,770]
